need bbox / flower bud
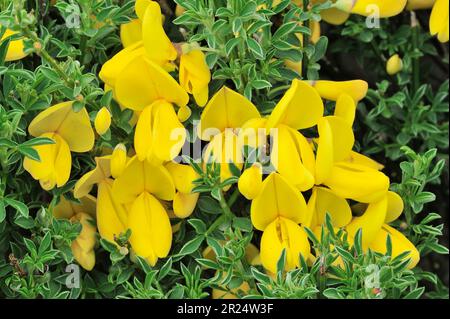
[386,54,403,75]
[94,107,111,135]
[177,104,192,122]
[111,143,127,178]
[238,164,263,200]
[334,0,356,12]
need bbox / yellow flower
[307,79,369,102]
[112,156,175,265]
[199,86,260,182]
[238,164,263,200]
[134,100,186,164]
[386,54,403,75]
[1,29,28,62]
[70,212,97,271]
[53,195,97,271]
[179,48,211,107]
[264,79,323,191]
[369,224,420,268]
[94,107,112,135]
[250,173,310,273]
[74,156,128,246]
[335,0,408,18]
[110,143,128,178]
[177,105,192,122]
[120,19,143,48]
[261,216,310,274]
[429,0,449,43]
[23,101,94,190]
[165,161,200,218]
[117,0,176,69]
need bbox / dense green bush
[0,0,448,299]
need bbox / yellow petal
[344,151,384,170]
[165,162,199,194]
[74,156,111,198]
[142,1,177,68]
[238,164,263,200]
[71,212,97,253]
[94,107,112,135]
[260,217,310,274]
[96,180,128,243]
[179,49,211,107]
[430,0,449,43]
[53,194,97,219]
[323,162,390,203]
[110,143,128,178]
[320,7,350,25]
[23,132,71,190]
[271,125,315,191]
[203,130,244,183]
[115,55,188,111]
[251,173,308,230]
[98,41,145,88]
[309,187,352,228]
[71,212,96,271]
[266,79,324,130]
[238,117,268,149]
[128,192,172,266]
[28,101,95,152]
[315,118,333,185]
[120,19,142,48]
[386,54,403,75]
[309,80,368,102]
[134,104,154,161]
[334,93,356,126]
[71,241,96,271]
[173,192,199,218]
[385,191,404,223]
[112,156,175,203]
[350,0,407,17]
[151,101,186,162]
[177,105,192,122]
[346,196,388,249]
[369,224,420,269]
[2,29,28,62]
[199,87,260,140]
[135,0,152,20]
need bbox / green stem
[205,190,235,236]
[302,0,310,79]
[21,27,74,88]
[411,12,420,93]
[227,187,240,208]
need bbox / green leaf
[4,198,29,217]
[323,288,345,299]
[18,146,40,161]
[232,217,253,232]
[176,235,204,257]
[21,137,55,147]
[276,248,287,273]
[196,258,219,269]
[0,201,5,223]
[403,287,425,299]
[188,219,207,234]
[247,38,264,59]
[157,257,173,281]
[0,138,17,148]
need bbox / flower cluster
[199,77,419,274]
[19,0,421,277]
